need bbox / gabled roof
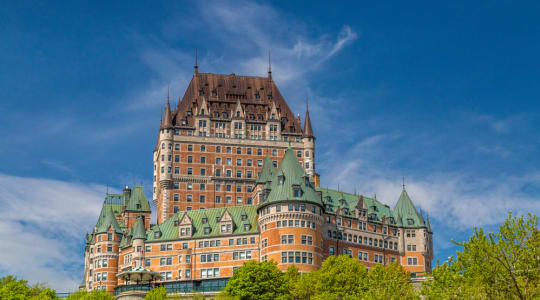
[256,155,275,184]
[125,186,151,212]
[96,205,123,234]
[132,216,147,240]
[393,187,425,228]
[317,187,397,225]
[146,205,258,241]
[260,148,322,208]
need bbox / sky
[1,0,539,291]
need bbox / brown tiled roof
[172,73,303,134]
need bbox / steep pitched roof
[256,155,275,184]
[146,205,258,241]
[303,102,314,138]
[317,187,397,225]
[132,216,147,240]
[96,205,123,234]
[260,148,322,208]
[125,186,151,212]
[393,187,425,228]
[173,72,303,134]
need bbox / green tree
[291,255,368,300]
[422,213,540,300]
[65,290,115,300]
[221,260,290,300]
[145,286,168,300]
[0,275,58,300]
[366,263,418,300]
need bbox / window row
[232,251,253,260]
[276,219,317,229]
[281,251,314,264]
[326,231,398,250]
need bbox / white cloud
[0,174,105,291]
[319,135,540,229]
[129,0,357,110]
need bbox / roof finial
[402,176,406,190]
[194,48,199,75]
[268,51,272,80]
[167,84,170,103]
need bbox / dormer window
[243,224,251,231]
[154,231,161,239]
[278,176,284,185]
[174,220,179,226]
[204,227,211,235]
[201,109,205,115]
[236,111,240,118]
[371,205,378,212]
[136,204,141,209]
[407,219,414,225]
[202,217,208,224]
[216,216,221,222]
[293,188,301,197]
[241,214,248,221]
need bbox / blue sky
[1,0,539,291]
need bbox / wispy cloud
[129,0,357,111]
[0,174,105,291]
[319,135,540,229]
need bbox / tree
[291,255,369,300]
[65,290,115,300]
[145,286,168,300]
[366,263,418,300]
[422,213,540,300]
[221,261,290,300]
[0,275,58,300]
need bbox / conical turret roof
[256,155,275,184]
[260,147,322,208]
[393,187,425,228]
[161,100,173,129]
[303,102,314,138]
[132,216,147,240]
[96,205,123,234]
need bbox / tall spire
[303,97,314,137]
[161,94,173,129]
[267,51,272,80]
[194,48,199,75]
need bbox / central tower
[153,67,317,224]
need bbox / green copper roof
[317,187,397,225]
[125,186,151,212]
[256,156,275,184]
[132,216,147,240]
[96,205,123,234]
[146,205,258,242]
[260,148,322,208]
[119,234,130,249]
[393,187,425,228]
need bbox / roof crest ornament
[194,48,199,76]
[268,51,272,80]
